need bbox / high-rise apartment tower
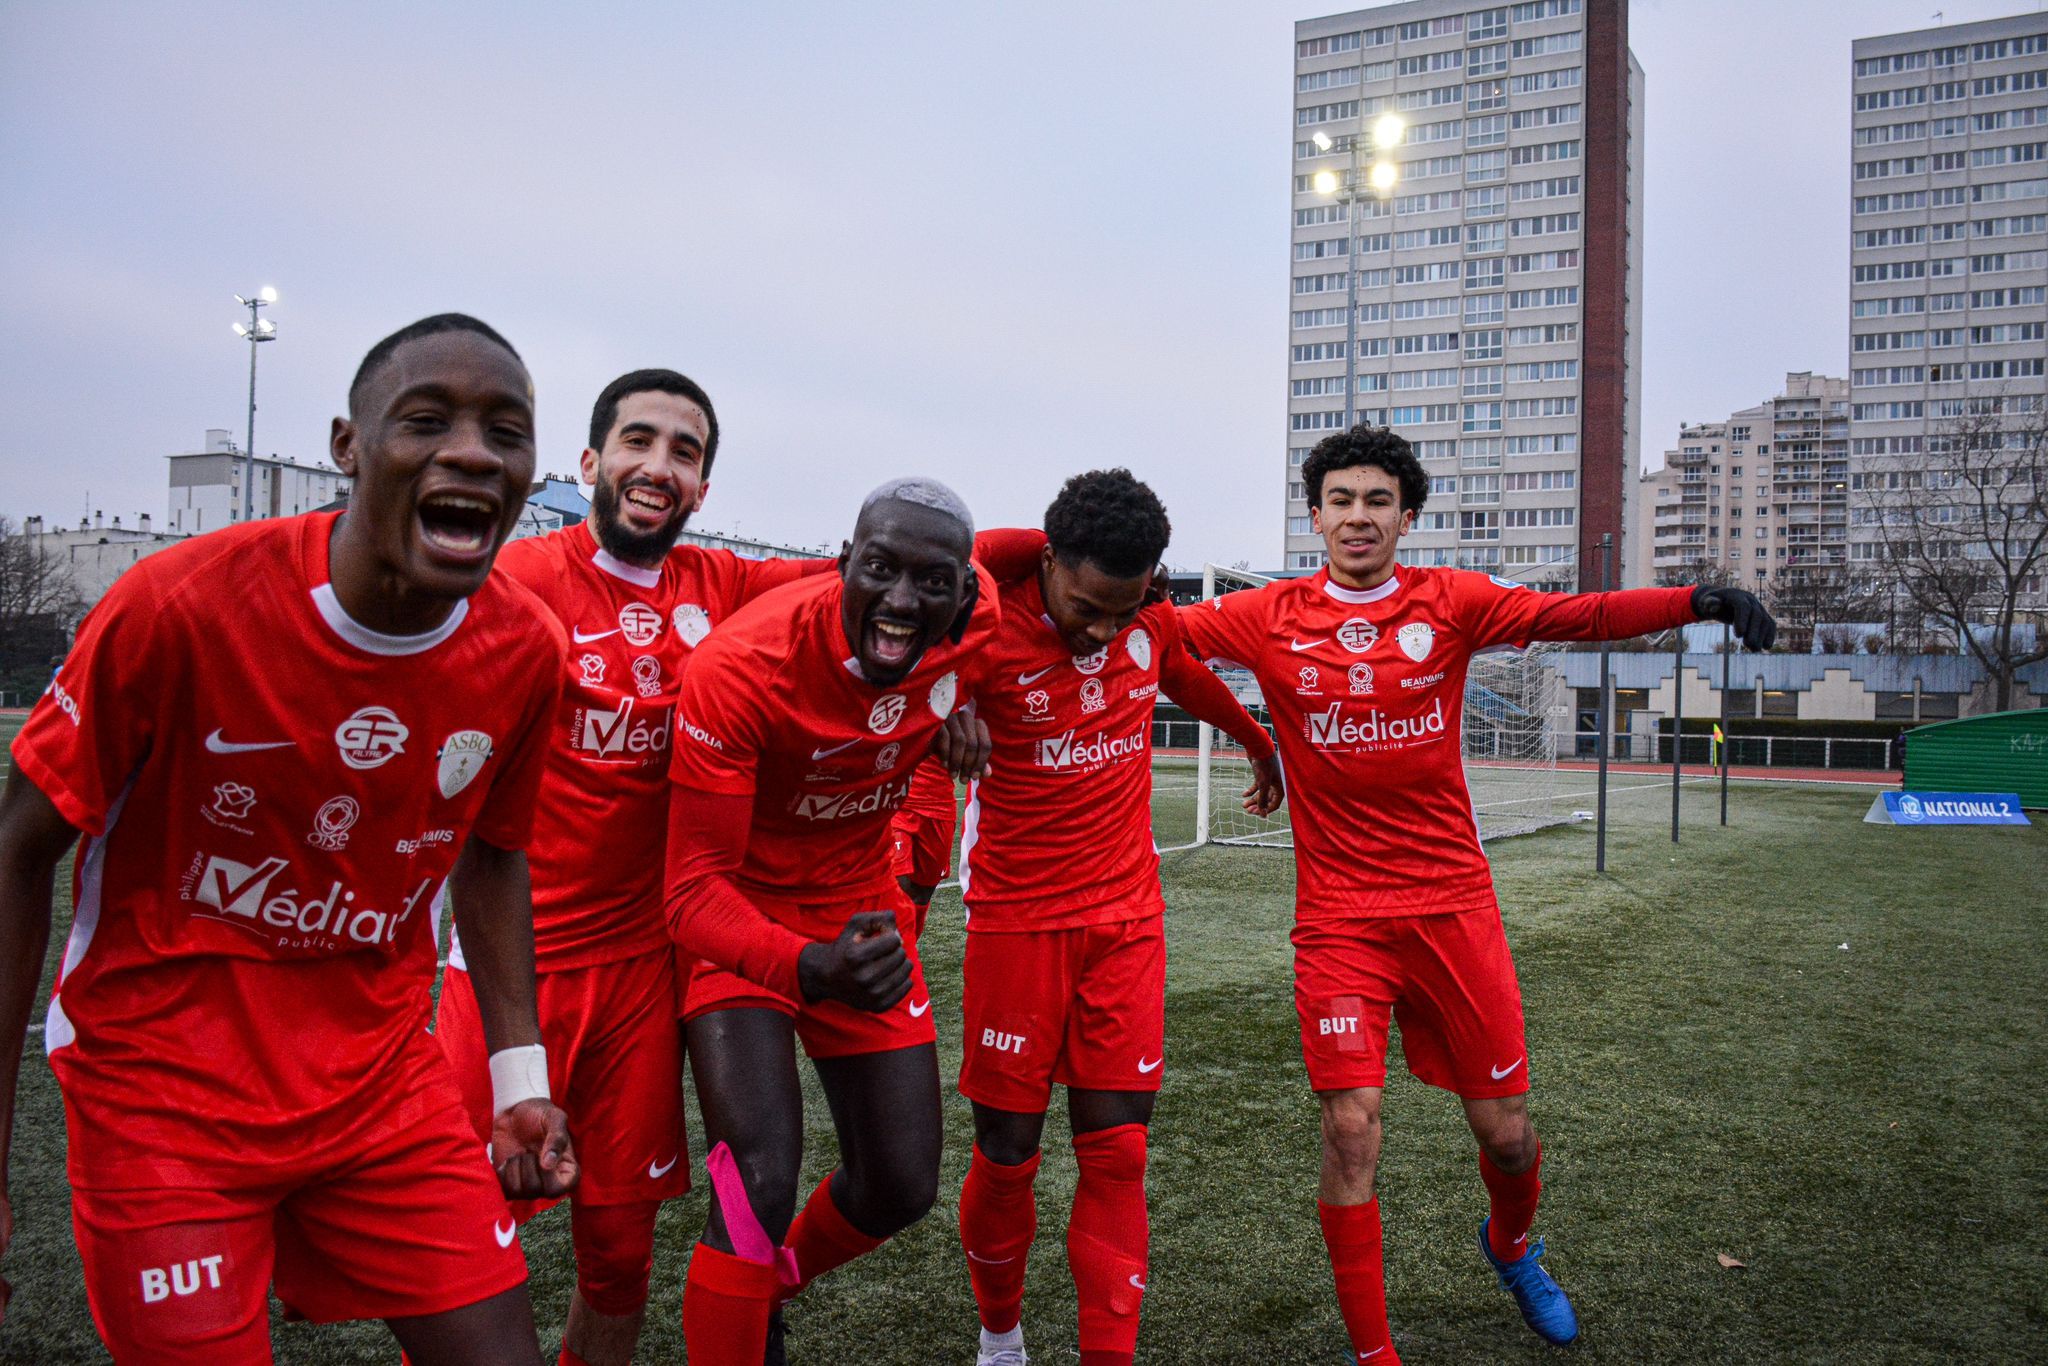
[1287,0,1642,588]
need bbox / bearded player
[663,479,996,1364]
[1178,425,1775,1362]
[951,470,1282,1366]
[434,368,828,1366]
[0,315,580,1363]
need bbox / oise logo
[335,706,407,770]
[631,656,662,698]
[1397,622,1434,663]
[1349,662,1375,695]
[1126,628,1152,671]
[437,731,494,798]
[869,694,908,735]
[306,796,359,852]
[876,741,902,773]
[618,602,663,647]
[1336,618,1379,654]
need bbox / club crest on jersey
[1127,628,1152,671]
[335,706,407,770]
[876,741,902,774]
[631,656,662,698]
[1072,646,1109,676]
[578,653,606,686]
[1397,622,1435,663]
[869,693,908,734]
[672,602,711,648]
[306,796,360,852]
[1349,662,1375,695]
[1336,618,1379,654]
[437,730,494,798]
[1026,688,1051,716]
[618,602,663,647]
[928,671,958,720]
[1080,678,1106,714]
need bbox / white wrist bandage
[489,1044,550,1113]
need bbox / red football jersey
[960,577,1273,931]
[488,523,824,971]
[1179,567,1693,920]
[667,570,999,910]
[10,512,563,1187]
[896,756,959,821]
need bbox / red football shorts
[1292,905,1530,1097]
[680,888,936,1058]
[890,809,956,887]
[959,913,1166,1112]
[438,947,690,1216]
[67,1052,524,1363]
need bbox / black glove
[1691,586,1776,651]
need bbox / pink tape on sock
[705,1142,801,1287]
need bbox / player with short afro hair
[1044,468,1172,580]
[1302,424,1430,513]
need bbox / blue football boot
[1479,1217,1580,1345]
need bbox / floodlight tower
[232,286,278,522]
[1311,113,1403,426]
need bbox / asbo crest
[1396,623,1434,663]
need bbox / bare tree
[1860,396,2048,710]
[0,516,87,693]
[1763,564,1885,656]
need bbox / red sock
[1480,1144,1543,1263]
[681,1242,780,1366]
[1068,1124,1149,1364]
[1318,1199,1400,1365]
[781,1172,886,1296]
[556,1350,592,1366]
[959,1144,1041,1333]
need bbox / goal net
[1185,563,1576,851]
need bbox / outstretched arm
[0,771,79,1322]
[450,835,578,1202]
[1158,626,1284,815]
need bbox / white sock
[980,1323,1024,1349]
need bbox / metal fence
[1570,731,1895,771]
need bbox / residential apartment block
[1287,0,1641,588]
[1846,12,2048,570]
[1632,373,1851,589]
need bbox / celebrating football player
[1178,424,1774,1362]
[0,315,578,1363]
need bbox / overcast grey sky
[2,0,2040,567]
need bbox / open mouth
[622,485,675,521]
[417,491,500,562]
[867,618,919,671]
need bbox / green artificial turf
[2,725,2042,1361]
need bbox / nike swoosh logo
[1359,1350,1386,1361]
[811,738,861,760]
[1491,1058,1525,1080]
[1137,1056,1163,1074]
[1290,638,1329,651]
[1128,1274,1147,1290]
[205,729,294,754]
[908,999,931,1017]
[1017,665,1056,685]
[572,626,620,643]
[494,1219,517,1248]
[649,1155,679,1179]
[966,1251,1015,1264]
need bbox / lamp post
[1312,112,1403,428]
[232,287,278,523]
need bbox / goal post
[1183,562,1577,851]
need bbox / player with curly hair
[954,470,1282,1366]
[1178,423,1775,1362]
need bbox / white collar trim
[1322,574,1402,605]
[311,584,468,656]
[591,547,662,588]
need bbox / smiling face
[1041,549,1150,659]
[582,389,710,565]
[329,329,536,609]
[1312,462,1414,589]
[838,499,973,686]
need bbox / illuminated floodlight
[1373,113,1405,148]
[1312,129,1333,152]
[233,321,249,336]
[258,286,278,303]
[1369,161,1399,192]
[1313,169,1340,194]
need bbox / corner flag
[1712,723,1725,767]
